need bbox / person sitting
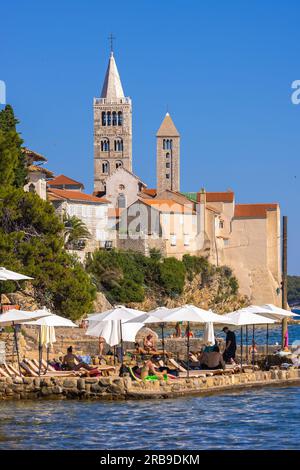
[200,345,225,370]
[134,342,147,355]
[140,360,168,381]
[143,334,157,354]
[63,346,94,372]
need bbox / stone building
[23,148,54,200]
[156,113,180,194]
[93,51,132,192]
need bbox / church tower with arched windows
[93,51,132,192]
[156,112,180,193]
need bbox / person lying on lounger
[143,334,157,354]
[63,346,94,372]
[199,345,225,370]
[139,360,168,381]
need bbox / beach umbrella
[25,311,78,374]
[87,306,145,367]
[0,308,51,373]
[0,267,33,313]
[222,309,276,368]
[203,322,215,345]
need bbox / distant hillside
[288,275,300,306]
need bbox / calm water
[155,323,300,346]
[1,386,300,449]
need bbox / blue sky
[1,0,300,273]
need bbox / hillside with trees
[288,275,300,306]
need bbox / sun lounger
[0,365,11,378]
[168,358,187,373]
[20,361,39,377]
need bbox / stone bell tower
[156,112,180,194]
[94,49,132,192]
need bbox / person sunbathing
[199,345,225,370]
[63,346,94,372]
[140,360,168,381]
[143,334,157,354]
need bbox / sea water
[0,386,299,449]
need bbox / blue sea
[0,386,300,449]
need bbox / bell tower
[156,112,180,194]
[93,46,132,192]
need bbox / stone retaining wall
[1,369,300,401]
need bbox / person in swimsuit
[143,334,157,353]
[63,346,94,372]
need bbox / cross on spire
[108,33,116,53]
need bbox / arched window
[107,112,111,126]
[112,111,117,126]
[116,161,123,169]
[119,184,125,190]
[166,152,170,158]
[29,183,36,193]
[102,161,109,174]
[102,112,106,126]
[101,139,109,151]
[118,111,123,126]
[163,139,166,150]
[114,139,123,151]
[118,193,126,208]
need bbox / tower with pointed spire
[156,112,180,193]
[93,51,132,192]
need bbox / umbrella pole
[161,323,165,363]
[113,346,116,366]
[240,326,243,370]
[266,324,269,365]
[13,322,21,375]
[120,319,124,370]
[38,326,42,376]
[187,322,190,378]
[252,325,255,371]
[246,325,248,364]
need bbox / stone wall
[1,369,300,401]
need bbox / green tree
[0,105,27,188]
[159,257,186,296]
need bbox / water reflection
[0,386,299,449]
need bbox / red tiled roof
[48,174,84,188]
[140,199,195,214]
[28,165,54,178]
[234,203,278,219]
[141,188,157,197]
[197,191,235,203]
[48,188,109,204]
[108,208,123,218]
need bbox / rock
[52,386,63,394]
[63,378,77,389]
[85,377,99,384]
[90,384,102,393]
[13,377,23,384]
[93,292,112,313]
[98,377,112,387]
[77,378,86,391]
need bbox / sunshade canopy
[149,304,235,324]
[88,305,145,323]
[222,308,276,326]
[25,313,77,327]
[0,267,33,281]
[86,319,142,346]
[0,309,51,326]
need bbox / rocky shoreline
[1,369,300,401]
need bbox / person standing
[222,327,237,363]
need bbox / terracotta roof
[108,208,123,218]
[28,165,54,178]
[48,188,109,204]
[140,198,195,214]
[198,191,235,203]
[234,203,279,219]
[156,113,180,137]
[48,174,84,188]
[141,188,157,197]
[22,147,47,162]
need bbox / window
[118,111,123,126]
[170,139,173,149]
[112,111,117,126]
[184,234,190,246]
[166,174,170,179]
[101,139,109,152]
[118,193,126,208]
[163,139,173,150]
[114,139,123,151]
[166,162,170,168]
[166,152,170,158]
[102,161,109,173]
[107,112,111,126]
[219,220,224,229]
[28,183,36,193]
[101,112,106,126]
[119,184,125,190]
[163,139,166,149]
[116,161,123,169]
[170,234,177,246]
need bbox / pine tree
[0,105,27,187]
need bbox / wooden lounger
[168,358,187,373]
[0,365,11,378]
